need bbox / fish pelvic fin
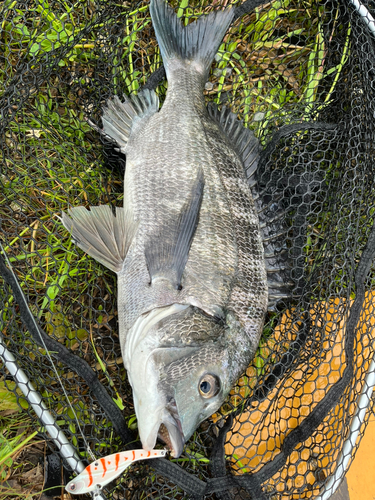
[144,169,204,289]
[88,90,159,153]
[61,205,138,273]
[150,0,234,81]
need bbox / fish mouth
[157,399,185,458]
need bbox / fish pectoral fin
[61,205,137,273]
[88,90,159,153]
[144,169,204,289]
[207,103,260,187]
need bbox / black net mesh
[1,0,375,498]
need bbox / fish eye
[198,374,220,398]
[70,484,76,491]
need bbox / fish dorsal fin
[207,102,260,186]
[88,89,159,153]
[144,169,205,289]
[61,205,138,273]
[208,102,293,310]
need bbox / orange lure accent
[87,464,93,487]
[100,458,107,478]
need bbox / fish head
[125,304,237,458]
[156,344,231,453]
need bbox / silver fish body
[62,0,268,457]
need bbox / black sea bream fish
[62,0,277,458]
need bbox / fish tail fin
[150,0,234,80]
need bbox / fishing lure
[65,448,168,494]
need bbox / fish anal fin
[265,243,295,311]
[145,169,205,289]
[88,89,159,153]
[61,205,137,273]
[257,198,295,309]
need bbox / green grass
[0,392,39,483]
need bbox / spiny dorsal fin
[207,103,260,186]
[208,102,294,310]
[88,89,159,153]
[61,205,138,273]
[144,169,205,289]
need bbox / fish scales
[120,67,239,331]
[202,117,268,344]
[62,0,269,458]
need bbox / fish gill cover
[0,0,375,499]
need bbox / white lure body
[65,448,167,494]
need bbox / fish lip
[158,398,185,458]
